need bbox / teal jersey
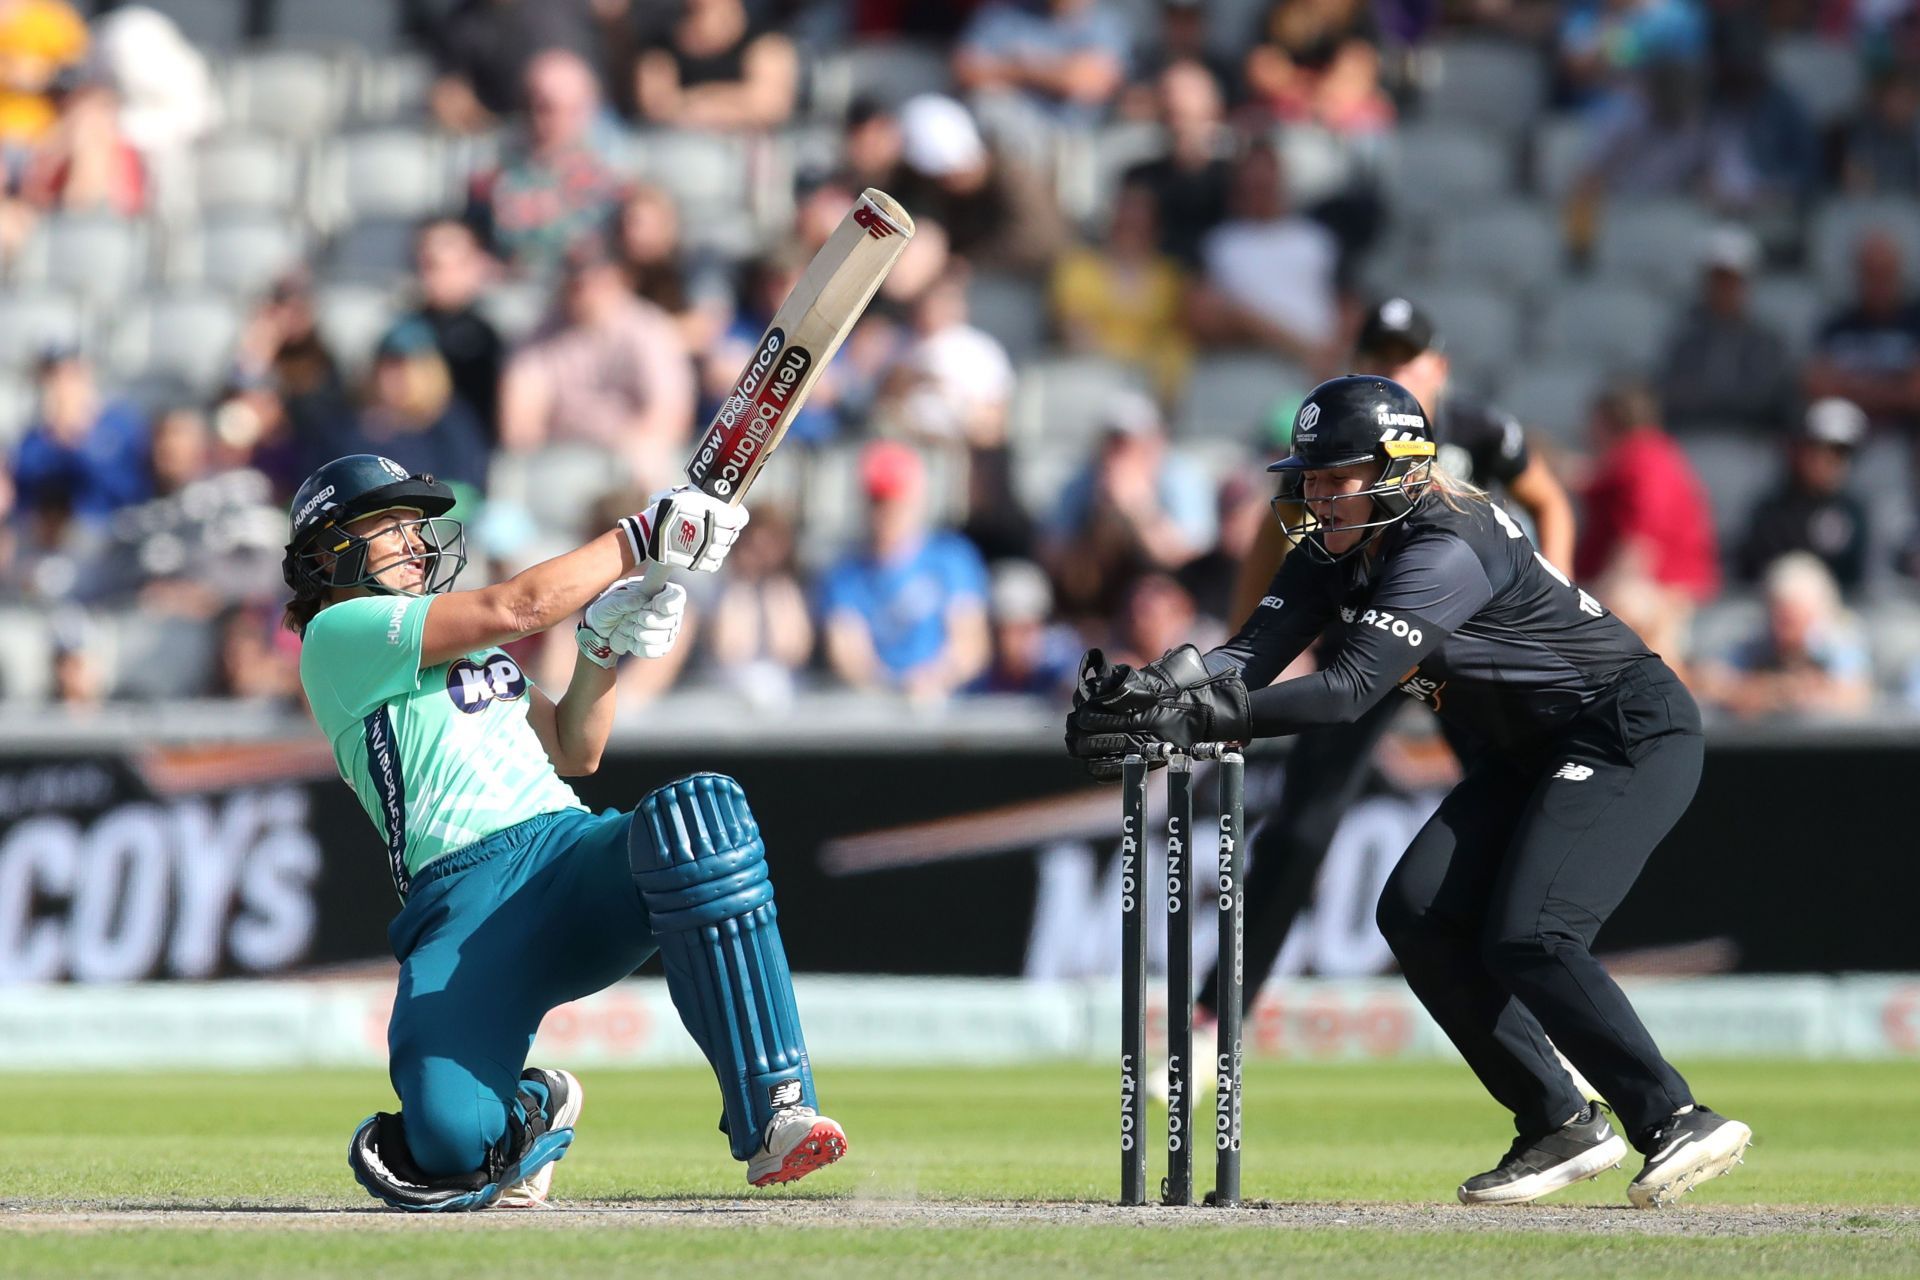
[299,594,587,896]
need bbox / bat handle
[639,558,673,592]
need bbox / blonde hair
[1420,459,1488,513]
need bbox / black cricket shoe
[1626,1105,1752,1208]
[1457,1103,1629,1205]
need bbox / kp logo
[446,655,528,713]
[852,202,899,239]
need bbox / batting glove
[576,577,689,667]
[616,487,749,574]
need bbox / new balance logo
[852,203,899,239]
[1553,763,1594,782]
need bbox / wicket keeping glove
[577,576,688,666]
[1069,646,1222,780]
[617,486,749,574]
[1066,664,1251,773]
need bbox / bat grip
[639,558,673,593]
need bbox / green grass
[4,1060,1918,1278]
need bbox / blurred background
[0,0,1915,1063]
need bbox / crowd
[3,0,1920,724]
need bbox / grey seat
[808,41,951,120]
[106,611,218,700]
[315,284,399,379]
[275,0,401,52]
[968,272,1049,355]
[110,292,241,395]
[1495,360,1603,444]
[1747,273,1825,358]
[326,217,420,284]
[629,129,748,213]
[1387,123,1512,216]
[1688,595,1764,665]
[1530,113,1591,199]
[190,213,307,296]
[228,49,344,139]
[1008,356,1151,454]
[1808,198,1920,300]
[1422,36,1547,137]
[1675,429,1776,546]
[1429,201,1563,296]
[0,373,33,450]
[17,215,149,303]
[1536,283,1671,371]
[1059,120,1164,226]
[1864,598,1920,688]
[195,131,302,213]
[495,443,627,541]
[478,279,552,345]
[0,290,84,370]
[1177,354,1306,443]
[358,52,435,124]
[1012,439,1092,515]
[141,0,248,50]
[1593,199,1718,297]
[319,128,449,227]
[0,607,53,703]
[1770,35,1864,129]
[1409,285,1522,386]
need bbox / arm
[420,529,635,668]
[824,611,886,690]
[902,600,990,698]
[497,354,553,453]
[524,660,617,775]
[665,35,798,130]
[1506,455,1577,575]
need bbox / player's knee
[629,772,772,933]
[1480,923,1582,980]
[1374,873,1434,953]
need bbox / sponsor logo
[687,328,814,499]
[1357,607,1423,647]
[1258,595,1284,611]
[376,457,410,481]
[445,655,528,713]
[385,599,408,646]
[1340,605,1357,623]
[1553,763,1595,782]
[1120,1050,1137,1152]
[295,485,336,525]
[1297,403,1321,432]
[1375,410,1424,430]
[852,202,900,239]
[1167,1053,1184,1152]
[364,709,409,899]
[769,1079,804,1109]
[673,516,701,556]
[1399,673,1445,706]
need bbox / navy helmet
[282,454,465,598]
[1268,375,1437,562]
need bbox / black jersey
[1434,393,1529,494]
[1209,494,1653,754]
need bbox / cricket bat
[639,188,915,587]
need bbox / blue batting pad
[633,773,816,1160]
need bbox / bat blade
[685,188,914,505]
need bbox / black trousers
[1373,660,1701,1148]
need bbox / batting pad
[632,773,816,1160]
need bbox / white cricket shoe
[496,1068,583,1208]
[1626,1105,1753,1208]
[747,1106,848,1187]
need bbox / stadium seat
[0,290,85,371]
[0,373,33,450]
[1176,354,1307,443]
[1769,35,1865,129]
[1406,285,1522,387]
[315,284,399,378]
[1011,439,1087,515]
[357,52,435,124]
[1529,113,1592,199]
[106,612,218,701]
[1495,360,1604,443]
[1277,124,1367,208]
[1748,273,1826,358]
[1865,599,1920,690]
[1057,120,1163,226]
[316,128,448,228]
[1007,356,1151,454]
[1676,430,1778,546]
[274,0,401,53]
[1593,199,1717,297]
[227,49,345,139]
[109,292,242,395]
[1202,0,1268,55]
[1428,201,1563,297]
[1808,197,1920,300]
[493,443,627,541]
[1536,283,1671,371]
[478,279,552,345]
[325,216,420,284]
[967,272,1050,356]
[1688,596,1764,664]
[629,130,750,214]
[140,0,248,50]
[15,215,149,303]
[0,607,54,703]
[1384,123,1513,217]
[195,131,303,214]
[807,41,951,122]
[1421,36,1547,137]
[185,212,308,296]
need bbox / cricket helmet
[1267,375,1437,563]
[282,454,466,597]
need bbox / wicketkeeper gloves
[1066,644,1251,780]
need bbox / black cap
[1355,297,1436,361]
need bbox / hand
[1065,666,1251,770]
[1073,644,1211,714]
[617,487,749,574]
[576,577,688,667]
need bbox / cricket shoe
[1626,1105,1752,1208]
[1457,1102,1629,1205]
[496,1068,583,1208]
[748,1106,848,1187]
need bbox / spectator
[1178,471,1268,628]
[888,94,1068,275]
[1120,0,1240,116]
[12,347,147,524]
[1187,141,1342,371]
[235,267,351,452]
[209,370,302,500]
[634,0,798,132]
[1803,229,1920,436]
[1575,379,1720,604]
[1697,552,1872,720]
[952,0,1130,133]
[707,245,842,446]
[1050,181,1192,398]
[1123,58,1234,268]
[405,218,506,442]
[701,505,813,709]
[1243,0,1395,135]
[89,4,218,220]
[617,183,730,354]
[1737,397,1871,594]
[17,79,145,217]
[1701,20,1818,215]
[972,558,1079,695]
[0,0,85,155]
[1107,571,1221,669]
[1657,225,1796,433]
[48,607,104,708]
[839,95,904,192]
[499,240,696,489]
[820,441,990,699]
[1042,390,1217,618]
[465,49,629,275]
[429,0,606,133]
[1556,0,1707,110]
[879,265,1014,449]
[213,601,301,705]
[1841,67,1920,196]
[336,320,491,501]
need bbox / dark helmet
[282,454,466,598]
[1267,374,1437,563]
